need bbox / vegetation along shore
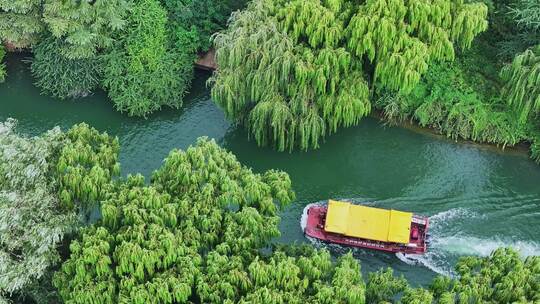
[1,0,539,303]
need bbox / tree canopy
[103,0,193,117]
[42,0,130,60]
[54,137,298,303]
[0,120,119,303]
[160,0,247,53]
[501,45,540,124]
[0,121,538,303]
[31,35,102,99]
[211,0,488,151]
[0,0,44,48]
[430,247,540,303]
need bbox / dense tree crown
[160,0,247,52]
[31,35,103,99]
[0,0,44,48]
[54,138,297,303]
[103,0,193,117]
[0,120,119,303]
[211,0,488,151]
[499,1,540,126]
[501,45,540,124]
[42,0,130,60]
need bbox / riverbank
[371,109,533,159]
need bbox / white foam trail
[396,252,450,275]
[395,208,540,275]
[434,236,540,257]
[398,235,540,276]
[396,252,454,276]
[429,208,480,226]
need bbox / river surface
[2,54,540,286]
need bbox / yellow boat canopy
[324,200,412,244]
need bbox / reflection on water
[1,54,540,286]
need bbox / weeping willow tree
[55,123,120,211]
[0,120,120,304]
[0,0,44,48]
[501,45,540,124]
[211,0,488,151]
[196,246,366,303]
[365,268,407,303]
[53,138,372,303]
[430,248,540,303]
[54,138,299,303]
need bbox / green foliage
[366,268,407,303]
[0,119,119,303]
[0,44,5,82]
[3,122,535,303]
[509,0,540,32]
[160,0,247,52]
[211,0,370,151]
[42,0,130,59]
[380,59,526,147]
[400,288,433,304]
[55,123,120,211]
[0,119,74,303]
[0,0,44,48]
[31,35,102,99]
[429,275,454,299]
[531,131,540,163]
[103,0,193,117]
[211,0,488,151]
[54,138,296,303]
[441,248,540,303]
[347,0,487,92]
[501,45,540,124]
[483,0,540,60]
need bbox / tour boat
[303,200,429,254]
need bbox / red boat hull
[304,205,429,254]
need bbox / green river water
[2,54,540,286]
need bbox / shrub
[42,0,130,59]
[160,0,247,52]
[0,44,5,82]
[103,0,193,117]
[0,0,44,48]
[31,36,102,99]
[531,131,540,163]
[395,61,526,146]
[500,45,540,124]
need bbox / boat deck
[304,204,428,254]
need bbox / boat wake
[396,208,540,276]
